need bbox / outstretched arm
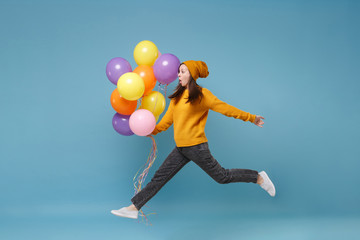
[209,94,257,123]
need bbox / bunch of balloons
[106,40,180,137]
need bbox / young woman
[111,60,276,219]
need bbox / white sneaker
[111,207,139,219]
[259,171,276,197]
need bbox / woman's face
[178,64,191,88]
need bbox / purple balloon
[106,57,132,85]
[153,53,180,85]
[112,113,134,136]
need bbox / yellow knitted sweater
[151,88,256,147]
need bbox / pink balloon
[129,109,156,136]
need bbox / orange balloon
[110,89,137,115]
[133,65,156,96]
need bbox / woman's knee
[216,178,229,184]
[213,174,231,184]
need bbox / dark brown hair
[168,63,204,105]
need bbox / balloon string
[136,97,142,110]
[164,84,168,98]
[157,83,168,98]
[132,136,157,194]
[132,135,158,225]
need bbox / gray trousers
[131,142,259,210]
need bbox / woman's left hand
[254,115,265,128]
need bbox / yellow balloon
[140,91,165,116]
[155,115,160,123]
[117,72,145,101]
[134,40,159,66]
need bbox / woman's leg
[130,146,190,210]
[180,142,258,184]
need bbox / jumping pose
[111,60,276,219]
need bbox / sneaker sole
[111,210,138,219]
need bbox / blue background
[1,0,359,239]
